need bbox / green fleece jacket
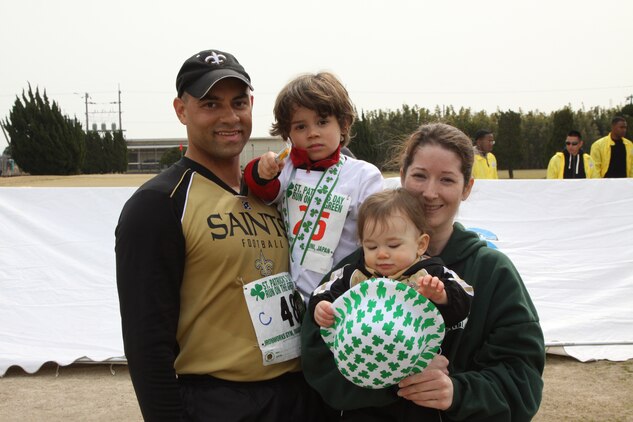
[300,222,544,421]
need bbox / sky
[1,0,632,152]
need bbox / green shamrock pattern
[250,284,265,301]
[320,278,445,389]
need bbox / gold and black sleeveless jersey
[116,158,299,416]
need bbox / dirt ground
[1,355,632,421]
[1,174,632,420]
[0,173,156,187]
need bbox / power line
[352,85,633,96]
[74,87,123,133]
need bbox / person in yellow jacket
[472,129,499,179]
[590,116,633,178]
[546,130,598,179]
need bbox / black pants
[178,371,338,422]
[341,400,442,422]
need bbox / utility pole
[84,92,89,131]
[118,84,123,132]
[76,89,121,133]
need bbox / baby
[309,188,473,329]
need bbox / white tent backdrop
[1,179,632,376]
[0,187,134,376]
[457,179,633,362]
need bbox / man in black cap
[115,50,335,421]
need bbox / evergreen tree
[112,131,128,173]
[349,111,377,165]
[81,130,129,174]
[521,110,551,169]
[591,106,614,138]
[160,146,185,168]
[348,103,631,172]
[573,109,601,152]
[496,110,522,178]
[2,85,85,175]
[102,131,116,171]
[549,107,574,162]
[81,131,104,174]
[351,110,394,170]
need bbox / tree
[349,111,380,167]
[590,106,614,138]
[81,131,106,174]
[521,110,551,169]
[620,103,633,119]
[496,110,522,178]
[573,108,601,152]
[160,146,186,168]
[342,103,628,173]
[548,107,574,162]
[351,105,424,171]
[2,85,85,175]
[81,130,129,174]
[112,131,128,173]
[351,109,396,170]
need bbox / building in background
[125,137,286,173]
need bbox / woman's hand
[396,355,454,410]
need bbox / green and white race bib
[281,157,351,274]
[243,272,305,366]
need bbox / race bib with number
[243,272,305,366]
[285,181,351,274]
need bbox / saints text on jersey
[207,211,287,241]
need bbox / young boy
[309,188,472,336]
[244,72,383,301]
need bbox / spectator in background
[546,130,598,179]
[590,116,633,178]
[472,129,498,179]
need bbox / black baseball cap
[176,49,253,98]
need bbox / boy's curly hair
[270,72,356,146]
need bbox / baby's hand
[314,301,335,327]
[416,275,447,305]
[258,151,285,180]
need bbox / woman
[301,123,545,421]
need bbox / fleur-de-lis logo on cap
[204,52,227,65]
